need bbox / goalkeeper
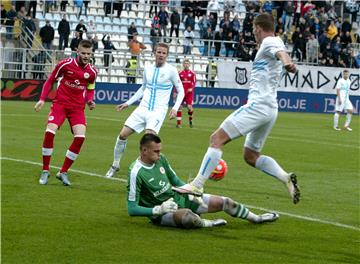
[127,133,279,229]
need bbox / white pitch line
[2,156,359,232]
[1,156,126,183]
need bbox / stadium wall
[1,79,359,114]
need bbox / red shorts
[47,103,86,127]
[182,92,194,106]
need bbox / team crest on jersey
[48,116,54,121]
[235,67,247,85]
[160,167,165,174]
[74,79,80,85]
[84,72,90,79]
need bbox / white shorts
[335,96,353,112]
[220,102,278,152]
[124,106,167,134]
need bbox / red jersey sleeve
[40,58,72,101]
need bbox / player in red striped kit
[174,59,197,128]
[34,40,97,186]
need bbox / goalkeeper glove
[152,198,178,216]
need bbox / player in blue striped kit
[106,43,184,178]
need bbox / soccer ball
[209,159,228,181]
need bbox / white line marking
[2,156,359,232]
[1,157,126,183]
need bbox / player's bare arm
[276,51,297,73]
[116,103,129,112]
[34,100,45,112]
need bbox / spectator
[345,0,359,23]
[60,1,68,12]
[203,27,214,56]
[214,28,224,57]
[341,17,352,34]
[341,31,352,48]
[158,6,169,42]
[326,57,336,67]
[74,0,83,18]
[292,32,306,61]
[206,59,217,88]
[208,13,217,32]
[293,0,302,26]
[262,1,272,14]
[58,14,71,50]
[127,22,138,40]
[224,31,234,57]
[83,0,90,16]
[75,19,87,39]
[234,38,251,61]
[22,14,36,49]
[230,15,241,36]
[39,20,55,50]
[275,17,284,34]
[150,25,162,52]
[283,1,294,33]
[169,9,180,42]
[184,12,195,31]
[27,1,37,19]
[89,35,99,64]
[149,0,159,18]
[32,51,46,79]
[327,20,338,40]
[1,5,6,25]
[306,34,318,63]
[125,56,137,84]
[18,6,27,20]
[102,34,117,70]
[5,5,17,39]
[70,31,82,51]
[198,14,211,39]
[207,0,220,23]
[128,34,146,55]
[183,25,194,55]
[86,20,96,40]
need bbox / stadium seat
[95,16,103,24]
[103,16,111,24]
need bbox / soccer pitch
[2,101,359,263]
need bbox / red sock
[60,136,85,173]
[188,110,193,123]
[42,130,55,171]
[177,111,182,126]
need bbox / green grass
[1,101,360,263]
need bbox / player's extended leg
[200,194,279,223]
[187,104,193,128]
[190,128,231,190]
[333,111,341,131]
[39,123,58,185]
[176,105,182,128]
[344,109,353,131]
[57,124,86,186]
[159,209,227,229]
[106,126,134,178]
[244,147,300,204]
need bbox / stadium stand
[1,0,359,86]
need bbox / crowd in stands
[1,0,359,70]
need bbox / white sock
[112,137,127,168]
[192,147,223,189]
[345,113,352,127]
[255,155,288,183]
[246,211,260,223]
[334,113,339,128]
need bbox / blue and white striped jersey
[248,36,286,108]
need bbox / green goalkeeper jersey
[127,154,186,217]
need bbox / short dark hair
[343,69,349,73]
[78,39,93,49]
[140,133,161,149]
[254,13,275,32]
